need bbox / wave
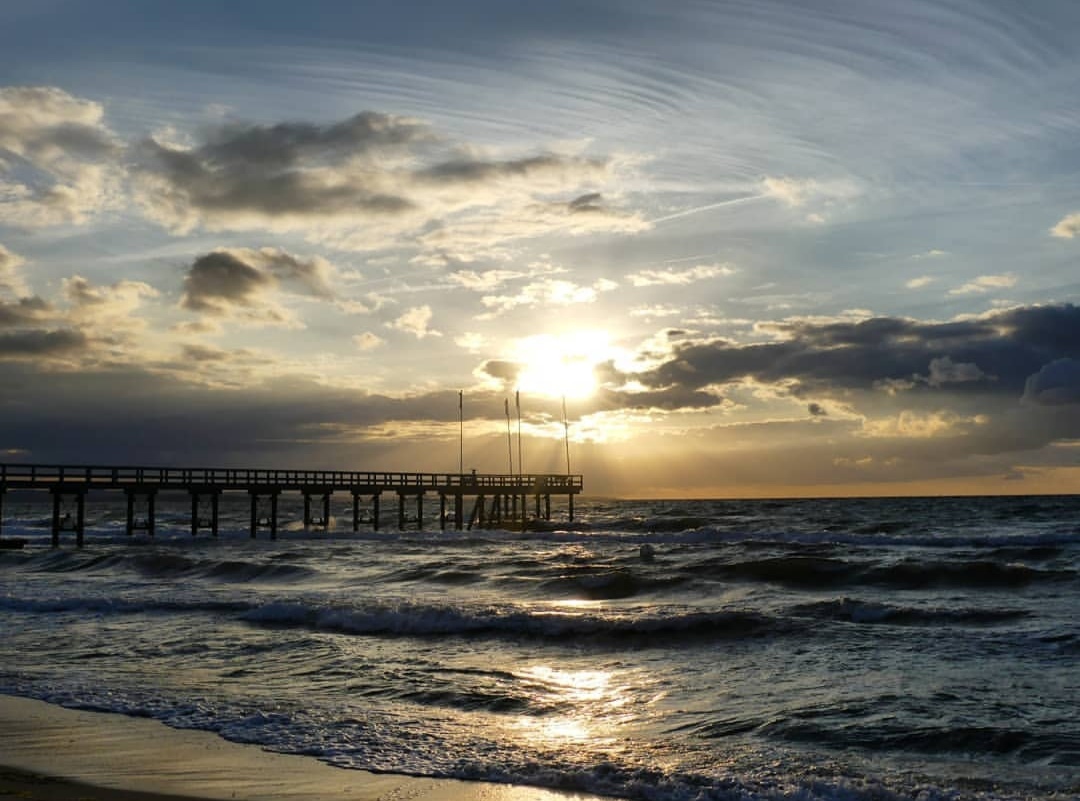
[791,598,1031,626]
[239,600,788,642]
[683,554,1075,589]
[8,548,317,583]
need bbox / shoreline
[0,695,614,801]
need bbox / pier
[0,464,583,547]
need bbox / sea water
[0,493,1076,801]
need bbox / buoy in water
[639,543,656,561]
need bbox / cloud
[808,402,827,417]
[353,332,385,350]
[923,356,990,387]
[387,305,440,338]
[0,86,121,227]
[0,295,52,328]
[0,328,87,358]
[628,262,735,287]
[180,247,340,327]
[1022,358,1080,406]
[949,274,1017,295]
[637,304,1080,404]
[861,410,988,439]
[480,277,616,316]
[1050,212,1080,239]
[132,110,642,260]
[906,275,936,289]
[0,243,28,295]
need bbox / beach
[0,695,610,801]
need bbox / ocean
[0,492,1077,801]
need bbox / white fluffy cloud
[0,87,121,227]
[387,305,440,339]
[949,274,1017,295]
[1050,212,1080,239]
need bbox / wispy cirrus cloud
[628,262,735,287]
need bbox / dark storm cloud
[201,112,432,169]
[134,111,425,225]
[0,296,52,327]
[1022,358,1080,406]
[131,108,626,248]
[808,402,827,417]
[0,328,86,357]
[641,304,1080,400]
[181,251,272,313]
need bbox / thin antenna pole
[458,390,463,474]
[504,398,514,475]
[562,394,571,475]
[515,390,523,478]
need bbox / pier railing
[0,463,583,493]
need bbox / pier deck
[0,463,583,545]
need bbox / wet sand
[0,695,612,801]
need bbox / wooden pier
[0,464,583,547]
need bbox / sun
[512,331,614,400]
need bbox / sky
[1,0,1079,498]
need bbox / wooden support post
[398,493,406,530]
[373,494,380,530]
[416,494,423,530]
[126,490,135,536]
[190,490,221,537]
[249,491,280,538]
[544,494,551,521]
[147,491,156,537]
[352,492,360,532]
[76,492,85,548]
[322,492,330,530]
[303,493,311,528]
[568,493,574,522]
[455,494,463,530]
[534,494,541,520]
[439,494,446,530]
[51,489,86,547]
[51,490,60,548]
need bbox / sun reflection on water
[511,665,631,747]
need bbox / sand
[0,695,614,801]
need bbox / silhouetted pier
[0,464,583,547]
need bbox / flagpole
[562,394,571,475]
[515,390,523,479]
[458,390,463,475]
[504,398,514,475]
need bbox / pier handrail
[0,463,583,493]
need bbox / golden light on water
[511,665,630,746]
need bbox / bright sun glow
[512,331,614,400]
